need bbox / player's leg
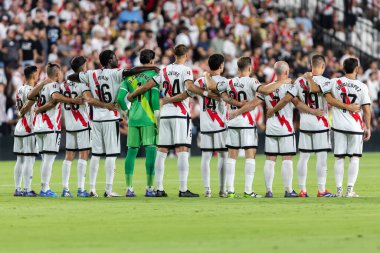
[264,136,279,197]
[141,125,158,197]
[225,128,240,198]
[241,128,259,198]
[14,155,24,196]
[333,131,347,197]
[125,126,140,197]
[89,122,103,197]
[217,151,228,197]
[200,132,213,197]
[75,129,91,197]
[297,132,311,196]
[61,150,75,197]
[345,134,363,197]
[103,121,121,197]
[22,135,38,196]
[279,135,298,197]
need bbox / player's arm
[52,92,84,105]
[204,72,218,92]
[27,79,52,100]
[229,98,263,120]
[291,97,324,116]
[220,92,245,108]
[185,80,219,99]
[266,93,293,118]
[116,85,129,111]
[256,78,293,95]
[303,72,321,93]
[162,92,189,105]
[122,66,160,78]
[67,73,81,83]
[127,79,156,102]
[35,100,57,114]
[362,104,371,141]
[150,85,161,125]
[325,93,360,112]
[18,100,35,117]
[83,91,117,110]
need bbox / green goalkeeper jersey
[117,70,160,127]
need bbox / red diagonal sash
[268,91,293,132]
[228,79,254,125]
[337,79,363,129]
[63,81,88,127]
[21,116,31,133]
[92,72,117,117]
[34,93,54,129]
[198,79,224,127]
[163,67,187,115]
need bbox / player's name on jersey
[166,70,181,77]
[336,81,362,92]
[231,82,245,88]
[128,72,152,81]
[97,75,109,81]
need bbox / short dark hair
[99,50,115,67]
[311,54,325,67]
[174,44,188,57]
[140,49,155,64]
[237,57,251,70]
[24,65,38,80]
[46,62,60,77]
[343,57,359,74]
[70,56,86,73]
[208,54,224,71]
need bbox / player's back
[61,80,90,131]
[33,82,61,133]
[194,75,227,132]
[79,68,123,122]
[294,76,330,131]
[261,83,295,136]
[15,85,34,136]
[329,76,371,133]
[228,76,261,128]
[154,63,193,117]
[125,70,158,127]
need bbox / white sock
[41,154,56,192]
[177,152,189,192]
[105,156,117,193]
[244,159,255,193]
[155,151,167,191]
[264,160,275,192]
[334,158,345,189]
[14,156,24,190]
[225,158,236,193]
[218,152,228,193]
[23,156,35,191]
[201,152,212,191]
[347,157,360,192]
[77,159,87,191]
[62,160,72,190]
[297,152,310,192]
[316,152,328,192]
[282,160,293,192]
[89,156,100,192]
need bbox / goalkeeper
[117,49,160,197]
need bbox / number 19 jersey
[327,77,371,133]
[152,63,193,117]
[15,85,34,136]
[294,76,330,132]
[79,69,123,122]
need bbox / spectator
[46,15,61,53]
[18,28,38,67]
[118,2,144,24]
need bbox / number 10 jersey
[79,69,123,122]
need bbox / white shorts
[333,131,363,157]
[91,121,120,156]
[66,129,91,151]
[35,132,61,154]
[226,127,258,149]
[265,134,296,156]
[200,130,227,151]
[13,135,38,156]
[158,116,192,148]
[298,130,331,153]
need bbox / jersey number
[163,79,180,97]
[340,92,357,113]
[302,91,319,109]
[96,84,112,103]
[16,98,23,110]
[36,94,46,107]
[229,91,247,110]
[203,98,216,111]
[63,91,79,110]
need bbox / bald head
[274,61,289,76]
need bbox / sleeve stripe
[255,84,262,92]
[119,87,128,91]
[286,91,295,97]
[258,96,265,101]
[361,103,371,106]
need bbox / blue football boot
[39,189,59,197]
[284,190,299,198]
[77,189,91,197]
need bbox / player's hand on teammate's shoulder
[363,128,371,141]
[347,103,361,113]
[311,109,325,117]
[303,72,313,80]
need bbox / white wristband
[202,90,209,97]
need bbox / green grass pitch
[0,153,380,253]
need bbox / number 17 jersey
[152,63,193,117]
[79,69,123,122]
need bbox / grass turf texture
[0,153,380,253]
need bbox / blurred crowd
[0,0,379,137]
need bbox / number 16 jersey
[152,63,193,117]
[79,69,123,122]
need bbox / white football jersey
[33,82,62,133]
[294,76,330,132]
[79,69,123,122]
[217,76,262,128]
[153,63,193,117]
[259,83,296,136]
[326,77,371,133]
[14,84,34,136]
[194,75,228,133]
[60,81,90,132]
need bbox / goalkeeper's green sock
[145,145,157,187]
[125,147,138,188]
